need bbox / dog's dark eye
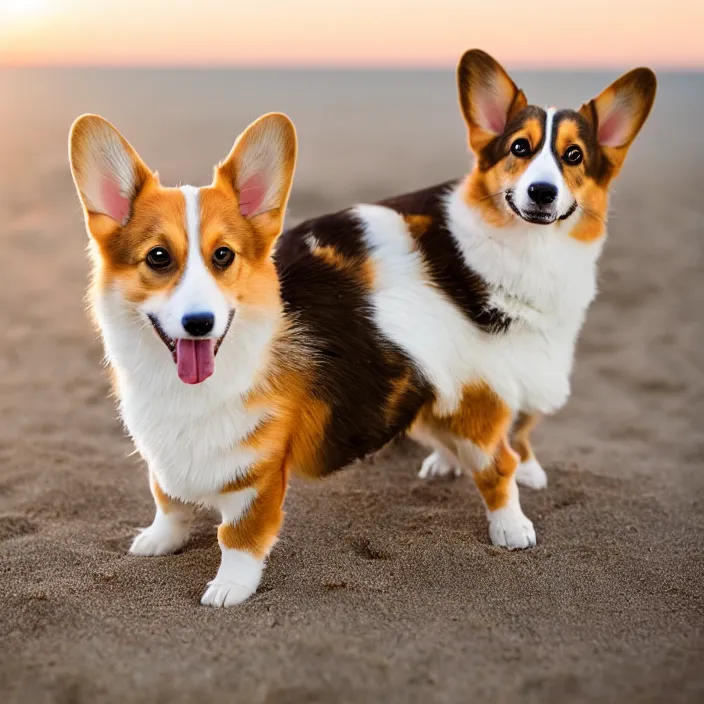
[510,138,531,157]
[212,247,235,270]
[146,247,172,270]
[563,145,583,165]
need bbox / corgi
[68,50,655,608]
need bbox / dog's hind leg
[414,386,536,549]
[409,422,462,479]
[512,412,548,490]
[459,435,536,549]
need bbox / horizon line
[2,60,704,72]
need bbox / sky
[1,0,702,69]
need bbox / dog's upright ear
[457,49,528,155]
[69,114,154,239]
[215,112,297,252]
[579,68,656,178]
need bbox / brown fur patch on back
[276,209,433,477]
[384,368,415,426]
[403,214,433,239]
[311,244,348,271]
[309,243,375,288]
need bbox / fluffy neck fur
[447,178,604,331]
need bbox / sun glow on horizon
[2,0,45,16]
[0,0,53,40]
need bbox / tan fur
[216,112,298,254]
[384,368,415,427]
[465,116,544,226]
[245,358,332,479]
[219,456,287,558]
[150,473,189,515]
[310,243,375,287]
[553,118,609,243]
[413,383,515,510]
[198,185,283,311]
[472,438,519,511]
[403,214,433,239]
[511,411,540,462]
[464,173,512,227]
[214,358,335,555]
[422,383,511,453]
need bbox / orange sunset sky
[1,0,702,68]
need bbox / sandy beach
[0,67,702,703]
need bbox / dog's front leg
[130,472,194,556]
[201,469,286,608]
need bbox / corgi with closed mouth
[68,49,655,608]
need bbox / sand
[0,68,703,703]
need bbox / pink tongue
[175,339,215,384]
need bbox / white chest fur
[447,186,603,413]
[94,290,277,501]
[355,187,602,417]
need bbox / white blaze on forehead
[514,107,573,216]
[525,108,561,184]
[174,185,231,330]
[180,184,208,295]
[140,185,231,339]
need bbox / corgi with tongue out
[70,111,302,607]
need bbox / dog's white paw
[200,548,263,608]
[129,516,190,556]
[488,508,536,550]
[200,581,257,608]
[515,457,548,490]
[418,451,462,479]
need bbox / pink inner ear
[100,177,130,223]
[476,89,507,134]
[598,103,631,147]
[484,105,506,134]
[238,174,267,217]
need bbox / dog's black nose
[182,312,215,337]
[528,182,558,205]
